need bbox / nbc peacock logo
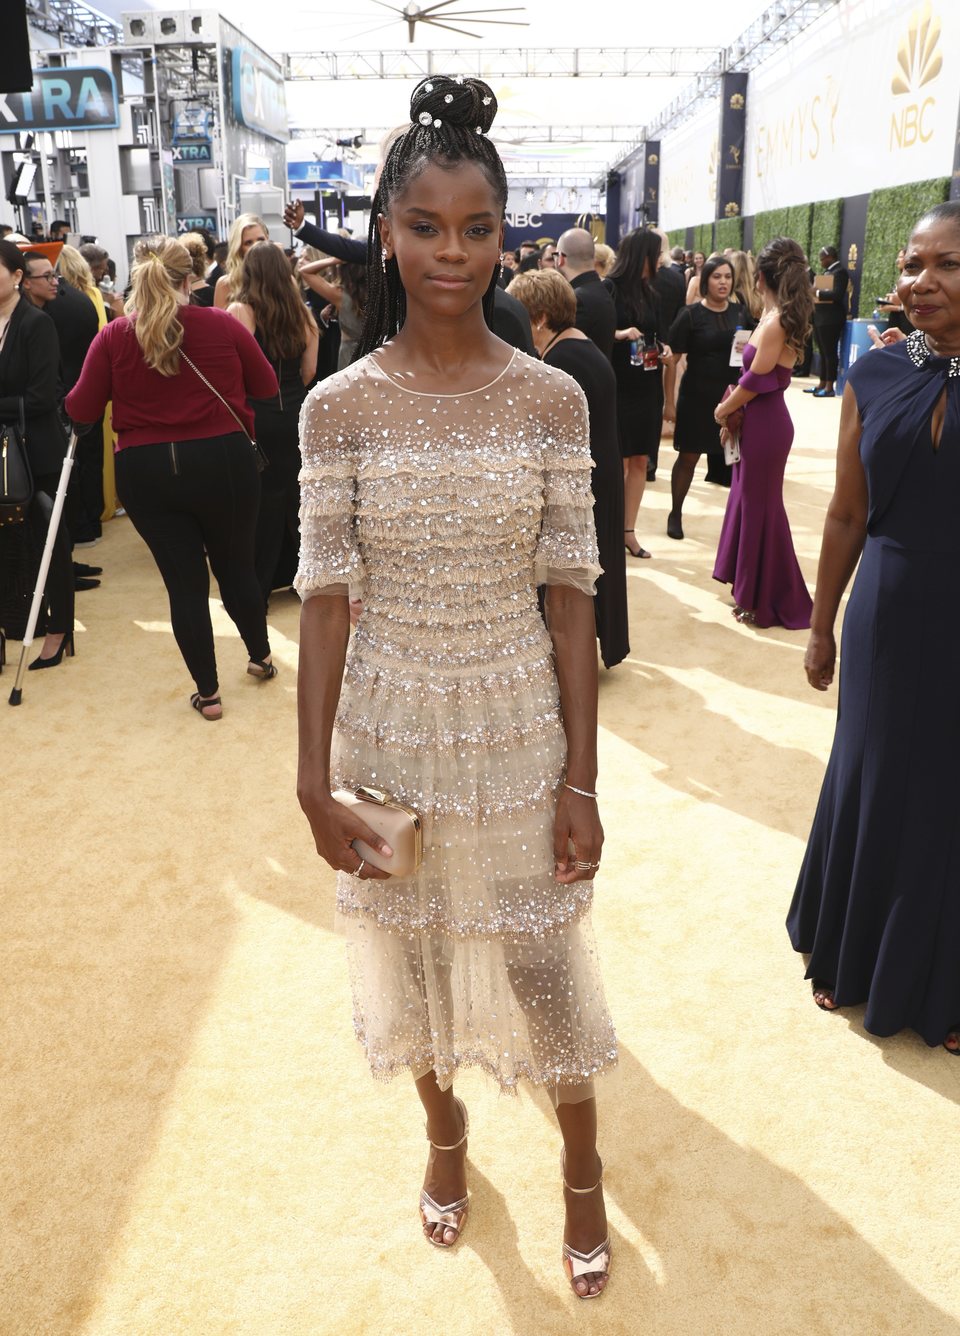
[891,2,942,95]
[889,2,943,149]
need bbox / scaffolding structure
[25,0,121,47]
[281,47,719,82]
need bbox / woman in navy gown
[787,201,960,1053]
[713,238,814,628]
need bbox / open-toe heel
[943,1025,960,1056]
[419,1095,469,1248]
[561,1150,611,1299]
[811,978,839,1012]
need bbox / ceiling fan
[371,1,529,42]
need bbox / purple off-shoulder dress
[712,343,812,629]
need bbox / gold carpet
[4,379,960,1336]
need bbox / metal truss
[26,0,121,47]
[290,124,643,144]
[281,47,719,81]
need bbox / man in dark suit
[810,245,849,397]
[555,227,616,360]
[282,200,535,355]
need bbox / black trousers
[115,433,270,697]
[814,319,844,383]
[32,471,75,635]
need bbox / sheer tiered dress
[296,348,617,1098]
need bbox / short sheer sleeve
[294,381,365,601]
[534,378,601,595]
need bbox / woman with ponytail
[295,76,615,1298]
[66,234,279,718]
[712,236,814,628]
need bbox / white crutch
[8,429,78,706]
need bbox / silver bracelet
[564,782,598,799]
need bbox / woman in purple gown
[787,201,960,1053]
[712,238,814,628]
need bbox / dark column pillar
[717,72,748,225]
[605,171,622,248]
[643,141,660,226]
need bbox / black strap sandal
[190,692,222,720]
[811,978,840,1012]
[247,659,278,681]
[624,529,652,559]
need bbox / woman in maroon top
[66,235,279,719]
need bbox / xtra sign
[0,68,119,133]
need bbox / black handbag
[0,398,33,526]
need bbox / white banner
[744,0,960,214]
[659,105,719,231]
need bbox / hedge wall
[810,198,843,257]
[753,204,813,260]
[693,222,714,255]
[714,216,743,251]
[861,176,950,319]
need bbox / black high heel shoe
[28,632,75,670]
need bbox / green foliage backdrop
[753,204,813,261]
[714,217,744,251]
[811,198,843,257]
[693,222,714,255]
[861,177,949,320]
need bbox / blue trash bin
[837,317,888,392]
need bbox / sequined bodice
[296,349,600,677]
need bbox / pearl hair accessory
[418,111,432,126]
[444,94,453,103]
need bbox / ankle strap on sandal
[426,1095,469,1152]
[562,1150,603,1194]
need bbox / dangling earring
[381,248,387,273]
[499,261,505,281]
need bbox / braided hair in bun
[356,75,507,359]
[755,236,814,354]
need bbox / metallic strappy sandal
[419,1096,469,1248]
[561,1150,611,1299]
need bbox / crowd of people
[4,71,959,1307]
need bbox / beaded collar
[906,327,960,377]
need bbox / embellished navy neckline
[906,328,960,378]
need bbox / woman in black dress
[788,201,960,1053]
[0,239,74,669]
[510,269,629,668]
[605,229,670,560]
[228,242,319,605]
[666,257,746,539]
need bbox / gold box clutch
[330,785,423,878]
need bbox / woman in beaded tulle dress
[295,77,616,1299]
